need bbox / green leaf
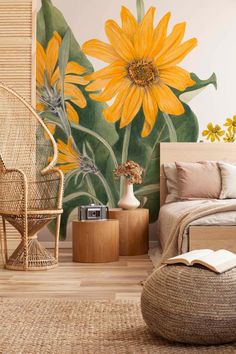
[58,28,71,109]
[135,184,160,196]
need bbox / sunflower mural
[37,0,217,239]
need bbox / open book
[165,249,236,274]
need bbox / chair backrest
[0,83,57,180]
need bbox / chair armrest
[41,168,64,209]
[0,168,27,213]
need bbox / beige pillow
[218,162,236,199]
[176,161,221,199]
[163,163,178,203]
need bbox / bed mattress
[158,199,236,253]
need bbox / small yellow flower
[202,123,225,142]
[57,136,80,173]
[37,32,89,127]
[224,115,236,134]
[82,6,197,137]
[223,130,235,143]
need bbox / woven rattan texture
[141,265,236,345]
[0,298,235,354]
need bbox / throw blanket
[160,199,236,263]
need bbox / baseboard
[41,241,72,249]
[42,240,159,249]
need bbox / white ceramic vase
[118,179,140,210]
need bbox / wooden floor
[0,250,153,300]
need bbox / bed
[159,142,236,258]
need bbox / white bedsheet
[158,199,236,253]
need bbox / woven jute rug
[0,298,235,354]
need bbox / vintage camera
[78,204,109,221]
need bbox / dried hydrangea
[113,160,143,184]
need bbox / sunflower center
[127,60,158,87]
[40,85,62,115]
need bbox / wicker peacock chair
[0,83,64,271]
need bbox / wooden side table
[109,208,149,256]
[72,219,119,263]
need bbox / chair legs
[54,214,61,261]
[0,217,8,265]
[22,213,28,270]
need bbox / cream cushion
[163,163,178,203]
[218,162,236,199]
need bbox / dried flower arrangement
[113,160,143,185]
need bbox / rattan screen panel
[0,0,36,261]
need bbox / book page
[196,249,236,273]
[167,249,213,264]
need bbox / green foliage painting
[37,0,217,239]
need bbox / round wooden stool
[72,219,119,263]
[109,208,149,256]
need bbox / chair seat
[2,212,61,236]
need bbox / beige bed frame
[160,142,236,253]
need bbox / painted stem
[71,123,118,168]
[120,124,131,198]
[96,171,115,207]
[163,112,178,142]
[136,0,145,23]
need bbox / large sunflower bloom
[202,123,225,142]
[37,32,89,128]
[82,6,197,137]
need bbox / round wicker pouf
[141,265,236,345]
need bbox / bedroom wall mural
[36,0,217,238]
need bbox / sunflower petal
[65,61,87,75]
[58,163,79,173]
[156,38,197,68]
[66,101,79,124]
[159,66,195,91]
[148,12,171,59]
[65,75,89,85]
[103,81,131,122]
[64,83,87,108]
[120,85,143,128]
[45,32,61,80]
[142,88,158,137]
[202,130,209,136]
[155,22,186,60]
[36,102,45,111]
[82,39,120,63]
[105,19,135,62]
[120,6,138,43]
[51,67,60,86]
[85,60,126,81]
[134,7,155,58]
[153,82,185,115]
[207,123,214,130]
[36,41,46,86]
[89,76,127,102]
[85,79,109,92]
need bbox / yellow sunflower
[223,130,235,143]
[82,6,197,137]
[202,123,225,142]
[57,136,80,173]
[224,115,236,134]
[37,31,89,130]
